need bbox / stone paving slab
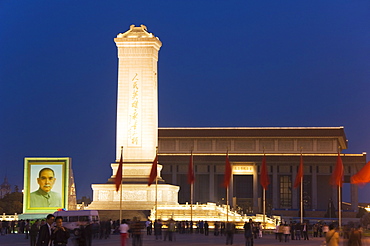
[1,232,369,246]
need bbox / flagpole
[223,150,231,223]
[300,149,303,224]
[155,147,158,221]
[190,149,193,226]
[119,146,123,223]
[338,186,342,229]
[262,149,266,230]
[300,175,303,223]
[338,147,342,230]
[226,186,229,222]
[226,150,229,223]
[263,188,266,229]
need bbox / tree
[356,207,368,218]
[0,191,23,214]
[360,211,370,227]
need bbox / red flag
[330,152,344,187]
[223,151,232,187]
[148,154,158,186]
[115,148,123,192]
[351,161,370,186]
[294,154,304,188]
[260,154,270,190]
[187,150,195,184]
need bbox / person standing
[348,226,362,246]
[325,224,339,246]
[84,222,93,246]
[167,219,176,241]
[30,220,40,246]
[119,219,129,246]
[277,223,284,242]
[154,219,162,240]
[295,223,301,240]
[131,217,144,246]
[302,222,309,240]
[25,219,30,239]
[322,223,329,237]
[204,221,209,236]
[51,216,70,246]
[283,223,290,242]
[244,219,253,246]
[145,219,152,235]
[225,222,235,245]
[214,222,220,236]
[258,222,263,238]
[37,214,55,246]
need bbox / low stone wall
[97,210,150,221]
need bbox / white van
[53,210,99,232]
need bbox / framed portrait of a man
[23,158,70,213]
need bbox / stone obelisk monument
[115,24,160,163]
[89,25,179,211]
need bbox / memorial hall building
[157,126,366,217]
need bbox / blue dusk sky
[1,1,370,203]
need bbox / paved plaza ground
[1,232,370,246]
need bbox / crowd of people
[1,217,366,246]
[273,221,363,246]
[0,219,32,236]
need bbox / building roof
[158,126,348,149]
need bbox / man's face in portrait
[37,169,56,193]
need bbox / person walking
[325,224,339,246]
[119,219,129,246]
[37,214,55,246]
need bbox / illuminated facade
[157,127,366,218]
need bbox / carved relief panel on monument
[128,71,142,147]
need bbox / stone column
[272,165,278,209]
[292,166,298,209]
[253,163,259,212]
[209,164,215,202]
[312,165,317,209]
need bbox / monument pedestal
[88,163,180,211]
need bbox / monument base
[89,162,180,211]
[88,183,179,211]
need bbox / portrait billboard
[23,157,70,214]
